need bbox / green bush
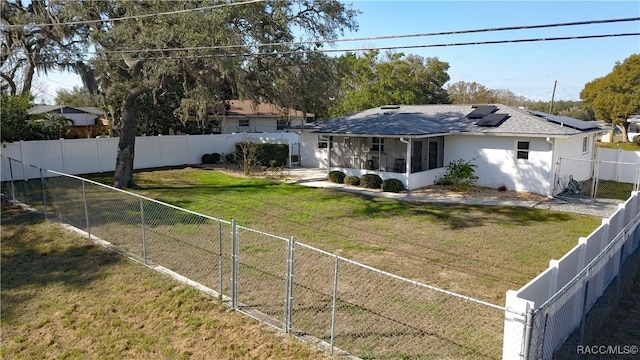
[225,153,236,164]
[327,171,346,183]
[211,153,221,163]
[436,158,478,191]
[344,175,360,186]
[633,136,640,146]
[360,174,383,189]
[381,178,405,192]
[201,153,214,164]
[234,142,289,167]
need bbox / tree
[330,51,450,116]
[581,54,640,142]
[447,81,497,104]
[1,92,33,142]
[71,0,357,189]
[54,86,95,107]
[1,1,93,96]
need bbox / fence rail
[0,155,507,359]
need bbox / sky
[34,0,640,104]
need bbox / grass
[597,137,640,151]
[87,167,601,303]
[0,202,332,360]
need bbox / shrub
[633,136,640,146]
[344,175,360,186]
[327,171,346,183]
[211,153,221,163]
[382,178,405,192]
[360,174,383,189]
[201,153,214,164]
[234,142,289,168]
[225,153,236,164]
[437,158,478,191]
[498,184,508,192]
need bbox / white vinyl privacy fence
[503,191,640,359]
[1,155,508,359]
[0,133,300,180]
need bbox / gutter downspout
[400,137,411,190]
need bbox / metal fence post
[8,158,16,201]
[231,219,238,309]
[139,197,147,264]
[579,275,591,344]
[82,181,90,238]
[218,221,223,298]
[330,255,339,354]
[521,308,534,360]
[591,161,600,200]
[39,168,47,220]
[283,236,296,334]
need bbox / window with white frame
[238,119,250,127]
[372,137,384,152]
[318,135,329,149]
[582,136,589,154]
[516,140,530,160]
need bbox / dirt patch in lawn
[409,184,550,202]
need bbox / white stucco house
[212,100,314,134]
[293,104,606,196]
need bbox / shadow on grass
[1,202,122,321]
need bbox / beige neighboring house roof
[224,100,313,118]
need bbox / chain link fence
[1,155,508,359]
[554,157,640,200]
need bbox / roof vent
[380,105,400,110]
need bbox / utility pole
[548,80,557,114]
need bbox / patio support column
[401,137,411,189]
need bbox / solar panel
[475,113,510,127]
[529,110,599,130]
[467,105,498,119]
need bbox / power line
[3,0,265,29]
[46,32,637,63]
[49,17,640,56]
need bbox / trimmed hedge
[360,174,383,189]
[344,175,360,186]
[382,178,405,193]
[201,153,222,164]
[327,171,346,184]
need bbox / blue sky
[35,0,639,103]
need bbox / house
[294,104,606,196]
[599,115,640,142]
[27,105,107,137]
[205,100,314,133]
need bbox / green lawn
[0,203,331,360]
[88,168,601,304]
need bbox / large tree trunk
[618,121,631,142]
[113,87,146,189]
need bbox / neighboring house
[599,115,640,142]
[294,104,606,196]
[207,100,314,133]
[27,105,107,137]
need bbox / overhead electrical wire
[3,0,266,29]
[91,17,640,56]
[33,32,640,63]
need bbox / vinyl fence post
[616,243,625,302]
[40,168,48,220]
[231,219,238,310]
[139,197,147,264]
[283,236,296,334]
[522,308,534,360]
[330,255,339,354]
[82,181,90,239]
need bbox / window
[516,141,530,160]
[372,137,384,152]
[318,135,329,149]
[582,136,589,154]
[277,119,290,130]
[238,119,249,127]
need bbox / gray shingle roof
[304,104,604,137]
